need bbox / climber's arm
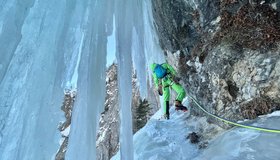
[152,72,159,89]
[163,63,177,76]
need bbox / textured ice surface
[115,0,165,159]
[0,0,109,159]
[0,0,70,159]
[115,0,134,159]
[0,0,163,159]
[65,0,112,159]
[112,99,280,160]
[112,100,199,160]
[194,114,280,160]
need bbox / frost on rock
[56,90,76,160]
[96,64,120,160]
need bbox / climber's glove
[172,76,181,84]
[158,85,163,96]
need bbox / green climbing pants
[162,77,186,115]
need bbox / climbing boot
[163,114,170,120]
[165,101,170,119]
[176,106,188,112]
[175,100,188,112]
[175,100,182,107]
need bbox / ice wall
[114,0,134,159]
[131,0,165,97]
[0,0,112,159]
[65,0,114,160]
[0,0,164,159]
[114,0,166,159]
[0,0,70,159]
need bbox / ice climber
[150,62,188,119]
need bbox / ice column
[115,0,136,159]
[66,0,114,160]
[131,0,165,96]
[0,0,74,159]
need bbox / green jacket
[150,63,177,89]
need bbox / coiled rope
[189,96,280,134]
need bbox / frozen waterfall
[114,0,165,159]
[1,0,280,160]
[0,0,163,159]
[0,0,111,159]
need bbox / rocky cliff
[96,64,120,160]
[96,64,159,160]
[152,0,280,123]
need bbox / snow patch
[211,16,221,25]
[194,57,202,72]
[64,89,77,98]
[112,106,197,160]
[61,126,71,137]
[271,3,277,10]
[97,128,108,144]
[259,110,280,118]
[112,98,202,160]
[175,50,180,55]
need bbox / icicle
[115,0,134,159]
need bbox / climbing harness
[189,96,280,134]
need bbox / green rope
[189,96,280,134]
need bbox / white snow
[194,57,202,72]
[211,16,221,25]
[112,99,200,160]
[96,127,109,145]
[260,110,280,118]
[271,3,277,10]
[175,50,180,55]
[61,126,71,137]
[111,100,280,160]
[195,113,280,160]
[112,101,199,160]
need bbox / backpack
[154,64,167,78]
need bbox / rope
[188,96,280,134]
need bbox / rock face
[152,0,280,122]
[96,64,120,160]
[56,90,76,160]
[96,64,159,160]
